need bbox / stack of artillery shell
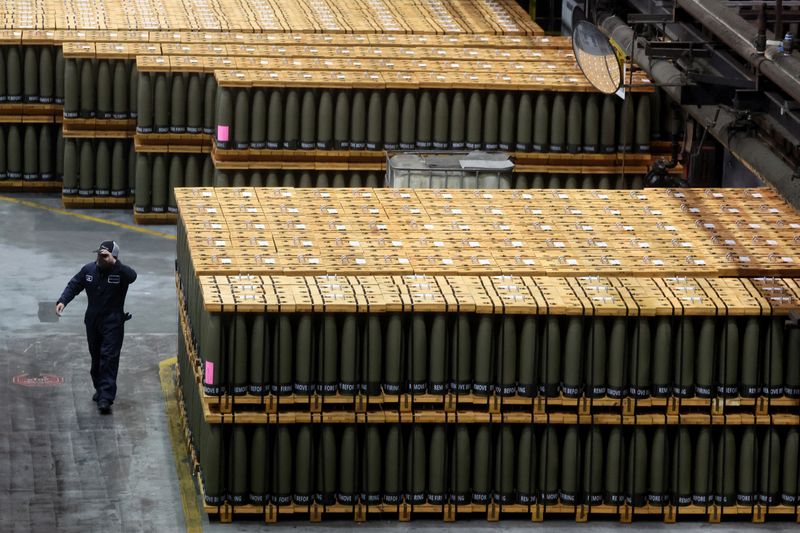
[0,43,61,105]
[0,123,62,181]
[62,138,135,197]
[134,153,214,213]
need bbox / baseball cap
[93,240,120,258]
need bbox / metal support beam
[600,14,800,208]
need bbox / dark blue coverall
[58,261,137,404]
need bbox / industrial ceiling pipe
[599,13,800,208]
[676,0,800,104]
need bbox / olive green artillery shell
[433,90,450,149]
[0,127,6,180]
[299,89,317,150]
[282,170,296,187]
[167,155,183,212]
[715,427,737,506]
[336,424,361,505]
[76,140,92,198]
[39,126,53,180]
[494,425,516,504]
[315,314,337,395]
[201,154,214,187]
[498,91,515,151]
[651,317,672,397]
[549,93,566,153]
[465,91,482,150]
[22,125,38,181]
[96,60,112,119]
[362,315,382,395]
[560,425,581,504]
[317,425,337,505]
[6,125,21,179]
[693,426,714,505]
[540,316,561,397]
[781,428,799,505]
[740,317,761,397]
[425,314,446,393]
[136,73,153,133]
[215,86,233,149]
[202,74,216,135]
[635,93,651,152]
[450,90,466,149]
[333,89,350,149]
[618,94,635,152]
[186,73,203,133]
[496,315,517,396]
[183,154,201,188]
[600,95,617,153]
[294,425,313,504]
[473,315,494,396]
[562,316,583,397]
[134,152,152,213]
[350,90,366,149]
[416,90,433,149]
[673,318,695,397]
[583,426,604,504]
[563,174,579,189]
[695,317,716,397]
[384,425,404,504]
[397,90,416,150]
[516,425,537,504]
[150,154,168,212]
[515,92,533,151]
[539,425,560,504]
[202,422,223,504]
[316,89,333,150]
[94,140,110,195]
[228,425,249,505]
[786,328,800,398]
[79,60,95,118]
[482,91,499,150]
[272,314,293,396]
[63,58,79,118]
[0,49,6,102]
[446,425,470,504]
[384,314,403,394]
[153,72,170,133]
[408,314,427,393]
[531,92,550,152]
[249,314,269,394]
[406,426,427,504]
[339,314,358,395]
[283,89,300,149]
[112,61,128,119]
[129,63,138,119]
[298,171,312,188]
[248,170,263,187]
[23,47,38,103]
[48,47,60,104]
[649,426,669,505]
[40,47,56,104]
[382,89,400,150]
[517,316,538,396]
[365,172,379,188]
[627,427,649,507]
[6,46,21,102]
[272,425,293,505]
[78,140,95,196]
[583,93,600,153]
[605,426,626,505]
[760,427,781,504]
[249,425,270,504]
[737,426,757,505]
[366,90,383,150]
[170,72,186,134]
[233,89,250,149]
[671,426,693,506]
[452,314,473,394]
[514,172,529,189]
[472,424,491,504]
[428,424,447,504]
[629,317,652,398]
[202,311,222,395]
[565,93,582,153]
[763,317,785,397]
[585,318,607,397]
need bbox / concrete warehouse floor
[0,192,794,533]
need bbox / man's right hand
[55,302,65,316]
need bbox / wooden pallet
[62,118,136,138]
[135,133,212,153]
[0,179,62,192]
[62,195,133,209]
[134,211,177,224]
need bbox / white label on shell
[469,241,481,247]
[355,259,366,265]
[653,259,664,266]
[750,224,761,229]
[610,259,621,266]
[767,240,778,245]
[398,258,410,264]
[221,258,232,264]
[215,240,226,246]
[247,208,257,213]
[523,259,535,265]
[257,241,270,246]
[391,241,403,247]
[423,224,435,230]
[511,241,523,248]
[442,258,454,265]
[301,241,313,247]
[434,241,444,247]
[349,241,360,247]
[287,208,298,213]
[202,191,213,197]
[491,209,503,215]
[681,242,693,248]
[783,257,794,263]
[664,226,676,231]
[451,209,462,214]
[328,208,338,214]
[478,259,491,265]
[724,239,736,245]
[689,208,700,213]
[308,258,320,264]
[639,242,650,248]
[211,223,222,229]
[294,224,306,230]
[582,225,593,231]
[553,242,565,248]
[704,224,715,229]
[739,256,751,262]
[335,225,346,230]
[624,226,634,231]
[207,208,217,213]
[558,194,569,199]
[522,194,532,199]
[567,259,578,265]
[695,260,706,265]
[596,242,608,248]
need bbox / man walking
[56,240,137,414]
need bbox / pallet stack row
[174,186,800,523]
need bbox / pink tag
[204,361,214,385]
[217,125,229,142]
